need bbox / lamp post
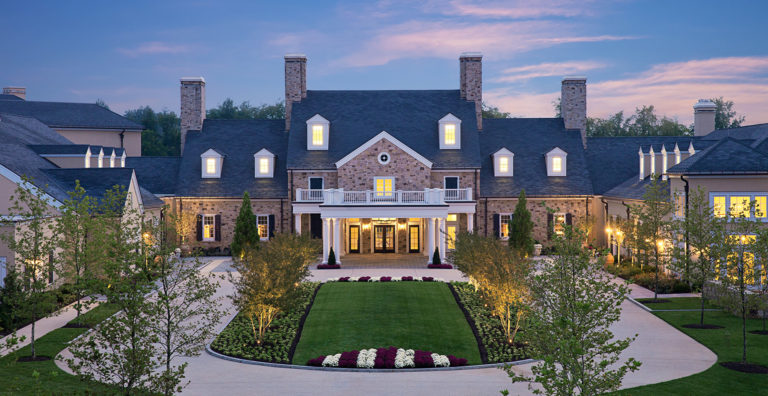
[616,230,625,266]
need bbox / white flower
[322,353,341,367]
[370,276,380,282]
[395,348,415,368]
[357,348,377,368]
[348,276,358,282]
[431,353,450,367]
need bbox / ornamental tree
[507,226,640,395]
[508,190,534,256]
[632,176,674,300]
[230,191,259,260]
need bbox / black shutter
[48,251,54,284]
[268,214,276,238]
[493,214,500,239]
[214,214,221,241]
[196,215,203,241]
[547,213,553,240]
[566,213,573,226]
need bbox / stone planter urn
[605,253,615,266]
[533,244,543,256]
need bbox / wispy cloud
[442,0,599,19]
[117,41,192,57]
[496,60,607,82]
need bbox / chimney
[2,87,26,100]
[459,52,483,130]
[285,54,307,131]
[180,77,206,155]
[693,99,716,136]
[561,77,587,148]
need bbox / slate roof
[0,113,73,145]
[667,137,768,175]
[126,156,181,195]
[701,123,768,141]
[139,186,165,209]
[602,176,667,201]
[0,94,24,101]
[286,90,481,169]
[0,100,142,130]
[28,144,91,155]
[42,168,135,204]
[479,118,592,197]
[175,119,288,198]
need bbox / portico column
[467,214,474,233]
[322,218,330,264]
[426,218,435,263]
[294,214,301,235]
[438,217,447,260]
[333,218,342,264]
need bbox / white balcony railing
[295,188,472,205]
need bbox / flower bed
[450,282,527,363]
[317,264,341,269]
[332,276,439,283]
[306,347,467,368]
[604,261,694,293]
[210,282,319,363]
[428,264,453,269]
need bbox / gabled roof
[0,100,142,130]
[0,113,73,145]
[43,168,136,204]
[29,144,91,155]
[286,90,481,169]
[0,94,24,101]
[479,118,592,197]
[667,137,768,175]
[335,131,433,168]
[602,175,666,201]
[700,123,768,141]
[126,156,181,196]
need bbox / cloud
[117,41,192,57]
[442,0,599,19]
[496,60,607,82]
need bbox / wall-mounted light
[398,223,407,231]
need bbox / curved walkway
[57,258,716,396]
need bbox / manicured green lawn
[616,309,768,396]
[636,297,716,310]
[0,303,121,395]
[292,282,482,365]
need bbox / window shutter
[196,215,203,241]
[268,214,276,238]
[547,213,553,240]
[493,214,500,239]
[214,214,222,241]
[566,213,573,226]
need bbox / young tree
[508,226,640,395]
[508,190,534,256]
[173,209,197,253]
[752,227,768,334]
[230,233,315,343]
[633,176,674,300]
[230,192,259,260]
[0,176,58,360]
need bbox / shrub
[327,248,336,266]
[509,190,534,256]
[231,192,260,259]
[432,248,441,265]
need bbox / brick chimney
[180,77,206,155]
[285,54,307,131]
[561,77,587,148]
[2,87,26,100]
[459,52,483,130]
[693,99,716,136]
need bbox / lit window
[756,196,767,218]
[447,225,457,249]
[312,125,324,146]
[552,157,562,173]
[447,214,457,222]
[203,215,215,241]
[730,196,750,218]
[259,158,269,174]
[675,193,684,217]
[375,177,394,197]
[499,157,509,173]
[500,214,511,239]
[553,213,567,236]
[257,215,269,240]
[713,196,726,217]
[206,158,216,174]
[444,124,456,145]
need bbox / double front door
[374,225,395,253]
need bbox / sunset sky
[2,0,767,124]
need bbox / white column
[333,218,341,264]
[426,218,434,263]
[467,214,474,233]
[438,217,447,260]
[322,218,330,264]
[294,214,301,235]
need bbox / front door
[409,225,420,253]
[374,225,395,253]
[349,225,360,253]
[310,214,322,239]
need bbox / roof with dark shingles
[28,144,91,155]
[667,137,768,175]
[0,94,24,101]
[139,186,165,208]
[126,156,181,195]
[602,176,668,201]
[42,168,135,204]
[175,119,288,198]
[0,101,142,130]
[0,113,73,145]
[700,123,768,141]
[286,90,481,169]
[479,118,592,197]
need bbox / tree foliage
[124,106,182,156]
[508,226,640,395]
[207,99,285,120]
[632,176,674,300]
[712,97,745,130]
[508,190,534,256]
[587,106,691,137]
[230,192,260,260]
[482,102,512,119]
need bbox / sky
[2,0,767,125]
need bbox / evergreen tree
[432,248,441,265]
[230,192,259,260]
[509,190,534,256]
[327,247,336,266]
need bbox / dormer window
[493,148,514,177]
[546,147,567,176]
[201,148,223,178]
[120,152,126,168]
[109,151,116,168]
[254,149,275,178]
[306,114,330,150]
[97,149,104,168]
[84,148,91,168]
[439,114,461,149]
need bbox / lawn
[616,309,768,395]
[292,282,482,365]
[0,303,121,395]
[636,297,717,310]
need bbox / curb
[626,296,653,312]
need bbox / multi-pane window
[444,176,459,190]
[711,193,768,220]
[757,196,767,218]
[444,124,456,145]
[553,213,567,236]
[500,214,511,239]
[552,157,562,173]
[713,196,726,217]
[257,215,269,240]
[312,125,324,146]
[203,215,215,241]
[499,157,509,173]
[206,158,217,175]
[730,196,750,218]
[259,158,269,174]
[309,177,324,190]
[374,177,394,197]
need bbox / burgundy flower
[339,276,350,282]
[307,356,326,366]
[339,350,360,368]
[401,276,413,281]
[380,276,392,282]
[422,276,434,282]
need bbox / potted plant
[533,240,543,256]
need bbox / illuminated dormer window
[201,148,223,178]
[253,148,275,178]
[306,114,329,150]
[439,113,461,149]
[546,147,567,176]
[493,148,514,177]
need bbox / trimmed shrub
[432,248,441,265]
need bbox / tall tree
[633,176,674,300]
[586,106,691,137]
[482,102,512,119]
[507,226,640,395]
[207,99,285,120]
[124,106,181,156]
[230,192,260,260]
[508,190,534,256]
[711,97,745,130]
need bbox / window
[499,157,508,172]
[439,114,461,149]
[309,177,324,190]
[553,213,567,236]
[756,196,767,218]
[374,177,394,197]
[447,225,457,249]
[546,147,567,176]
[675,193,684,217]
[444,176,459,190]
[0,256,5,287]
[447,214,457,222]
[206,158,216,175]
[201,149,223,178]
[203,215,215,241]
[500,214,511,239]
[312,125,324,146]
[552,157,562,173]
[257,215,269,241]
[713,196,726,217]
[253,149,274,178]
[730,196,750,218]
[259,158,269,174]
[444,124,456,145]
[711,193,768,220]
[493,148,514,177]
[306,114,330,150]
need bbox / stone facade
[561,77,587,148]
[459,53,483,130]
[284,54,307,131]
[429,171,476,191]
[180,78,205,154]
[291,170,339,193]
[478,197,590,245]
[337,139,431,191]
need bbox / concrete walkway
[56,258,717,396]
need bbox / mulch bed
[682,323,725,330]
[17,355,52,362]
[317,264,341,269]
[749,330,768,335]
[62,322,92,329]
[447,283,489,364]
[720,361,768,374]
[639,299,672,304]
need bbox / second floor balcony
[295,188,473,205]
